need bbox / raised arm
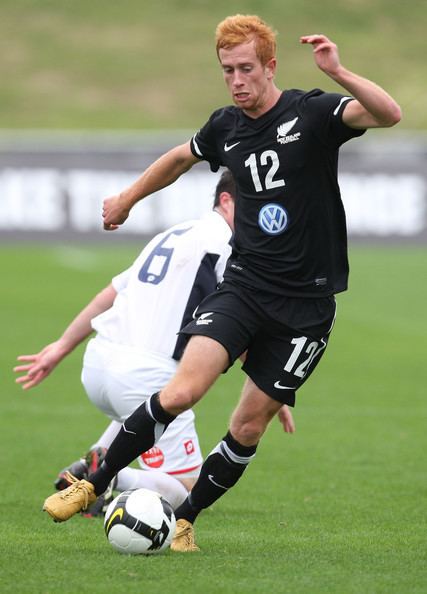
[300,34,402,129]
[14,284,117,390]
[103,141,200,231]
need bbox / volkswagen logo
[258,203,289,235]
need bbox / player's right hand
[14,342,65,390]
[102,194,130,231]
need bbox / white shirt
[91,211,232,360]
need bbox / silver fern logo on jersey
[258,203,289,235]
[277,117,301,144]
[196,312,214,325]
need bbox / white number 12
[284,337,325,378]
[244,150,285,192]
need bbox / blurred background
[0,0,426,242]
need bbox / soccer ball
[104,488,176,555]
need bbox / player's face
[219,40,276,117]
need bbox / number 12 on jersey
[244,150,285,192]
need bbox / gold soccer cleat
[170,519,200,552]
[43,472,97,522]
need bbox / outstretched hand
[277,405,296,433]
[300,34,341,76]
[14,341,67,390]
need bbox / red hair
[215,14,277,65]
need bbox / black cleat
[54,447,107,491]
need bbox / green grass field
[1,0,424,130]
[1,244,426,593]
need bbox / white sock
[116,467,188,510]
[90,420,122,450]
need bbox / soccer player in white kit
[14,170,236,510]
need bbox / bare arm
[301,34,402,129]
[14,284,117,390]
[103,141,200,230]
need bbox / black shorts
[180,280,337,406]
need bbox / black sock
[89,393,176,495]
[175,431,257,523]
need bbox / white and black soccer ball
[104,488,176,555]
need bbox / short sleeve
[112,268,131,292]
[190,109,225,173]
[305,91,366,148]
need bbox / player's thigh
[82,363,149,422]
[165,286,262,412]
[83,337,178,421]
[180,282,260,367]
[81,364,118,419]
[229,377,283,446]
[160,335,230,412]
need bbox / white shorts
[81,336,203,478]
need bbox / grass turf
[0,0,423,130]
[1,244,426,593]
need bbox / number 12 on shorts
[284,336,326,379]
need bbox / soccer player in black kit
[44,15,401,550]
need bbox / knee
[230,418,265,447]
[160,384,201,416]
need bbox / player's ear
[219,192,235,230]
[219,191,233,209]
[264,57,276,79]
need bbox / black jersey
[190,89,365,297]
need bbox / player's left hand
[300,34,340,75]
[277,405,295,433]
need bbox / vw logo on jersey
[258,203,289,235]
